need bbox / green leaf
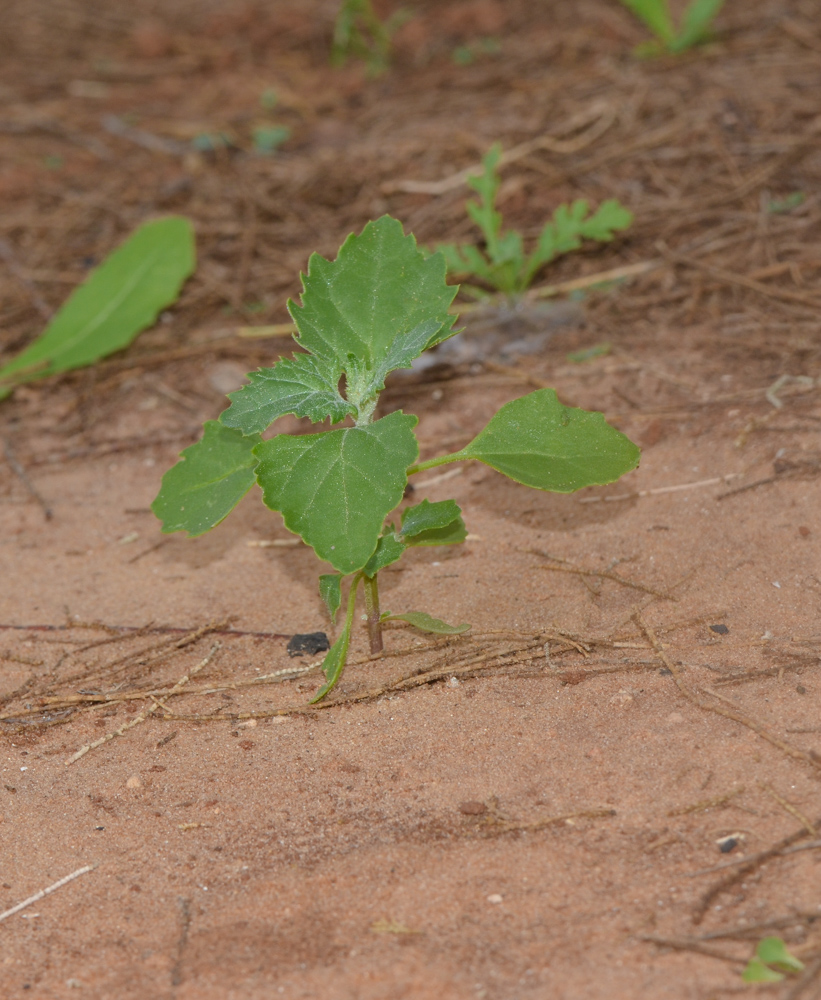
[152,421,261,536]
[363,533,406,576]
[381,611,471,635]
[220,352,354,434]
[456,388,640,492]
[756,938,804,974]
[289,216,457,373]
[675,0,724,50]
[400,499,467,545]
[400,499,462,537]
[253,410,419,574]
[620,0,675,45]
[0,217,195,400]
[310,626,352,702]
[319,574,343,623]
[742,958,784,984]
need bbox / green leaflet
[152,421,261,536]
[0,217,195,400]
[620,0,675,44]
[289,216,457,370]
[253,410,419,574]
[311,572,361,702]
[400,499,463,538]
[455,388,640,492]
[221,353,355,434]
[362,499,466,576]
[381,611,471,635]
[675,0,724,50]
[319,574,343,623]
[363,533,406,577]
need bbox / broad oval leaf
[457,388,640,492]
[382,611,471,635]
[254,410,418,574]
[220,353,354,434]
[152,421,261,536]
[288,216,457,370]
[363,533,406,577]
[0,217,195,399]
[399,499,462,537]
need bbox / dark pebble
[287,632,330,657]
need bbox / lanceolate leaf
[675,0,724,50]
[152,421,261,536]
[253,410,418,574]
[620,0,675,44]
[0,217,195,400]
[289,216,457,371]
[456,388,640,492]
[381,611,471,635]
[220,352,354,434]
[310,626,352,703]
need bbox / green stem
[363,572,383,655]
[407,450,468,477]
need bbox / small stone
[666,712,684,724]
[486,894,503,905]
[287,632,330,658]
[459,800,487,815]
[126,775,142,789]
[709,624,729,635]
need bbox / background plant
[742,937,804,983]
[0,218,194,401]
[619,0,725,55]
[437,144,632,298]
[153,216,640,702]
[331,0,408,76]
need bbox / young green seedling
[152,216,640,702]
[620,0,725,55]
[437,144,632,298]
[331,0,407,76]
[0,217,195,401]
[742,937,804,982]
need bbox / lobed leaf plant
[152,216,640,702]
[0,217,195,401]
[619,0,725,55]
[437,144,632,298]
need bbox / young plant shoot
[153,217,640,702]
[437,144,633,298]
[620,0,725,55]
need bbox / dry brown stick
[65,643,221,764]
[667,788,745,817]
[784,953,821,1000]
[687,839,821,878]
[660,243,821,311]
[634,613,821,775]
[539,560,677,601]
[490,807,616,835]
[759,783,817,836]
[2,437,53,519]
[639,935,743,965]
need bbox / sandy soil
[1,2,821,998]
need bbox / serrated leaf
[742,958,784,983]
[220,353,354,434]
[253,410,418,574]
[756,938,804,973]
[152,421,261,536]
[319,574,343,623]
[381,611,471,635]
[363,533,406,577]
[289,216,457,372]
[0,217,195,399]
[456,388,640,492]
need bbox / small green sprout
[152,216,640,702]
[0,217,195,401]
[253,125,291,155]
[767,192,805,215]
[742,937,804,983]
[620,0,725,55]
[331,0,408,76]
[437,144,632,298]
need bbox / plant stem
[362,573,383,655]
[406,451,467,477]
